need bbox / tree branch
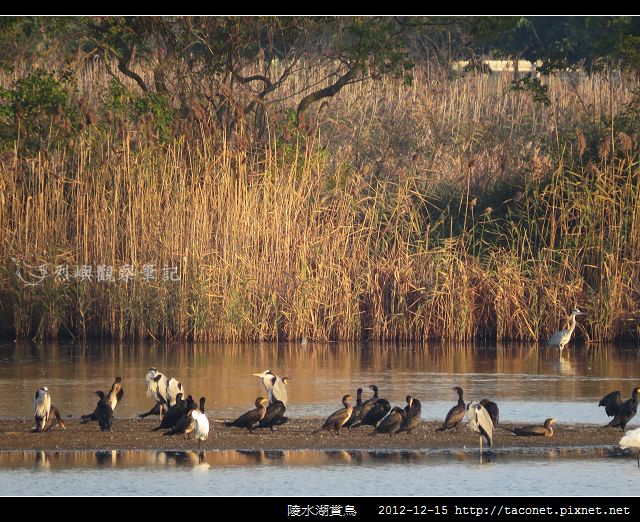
[296,65,359,125]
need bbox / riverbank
[0,417,629,455]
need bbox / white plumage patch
[34,387,51,430]
[192,410,210,442]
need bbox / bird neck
[567,314,577,333]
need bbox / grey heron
[398,395,422,433]
[468,402,493,462]
[547,309,585,353]
[619,427,640,467]
[33,387,51,432]
[510,418,556,437]
[436,386,466,431]
[370,406,405,436]
[599,387,640,431]
[139,368,185,418]
[225,397,269,433]
[315,394,353,434]
[253,370,288,406]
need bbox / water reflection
[0,447,617,471]
[0,341,639,424]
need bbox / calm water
[0,341,639,424]
[0,449,638,496]
[1,342,640,496]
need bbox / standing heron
[599,387,640,431]
[166,377,185,408]
[253,370,288,407]
[33,387,51,432]
[468,402,493,462]
[258,377,290,431]
[437,387,466,431]
[32,387,66,433]
[315,395,353,435]
[139,368,185,418]
[547,309,585,353]
[619,427,640,468]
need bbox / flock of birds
[30,369,640,466]
[24,308,640,466]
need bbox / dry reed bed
[1,64,639,342]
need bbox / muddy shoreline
[0,417,630,455]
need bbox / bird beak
[252,372,266,378]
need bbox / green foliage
[0,68,74,150]
[511,75,550,106]
[0,69,67,118]
[104,80,174,141]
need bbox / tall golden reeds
[1,63,639,342]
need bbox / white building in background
[453,59,543,77]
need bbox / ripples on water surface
[0,449,638,496]
[0,341,638,424]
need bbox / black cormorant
[225,397,269,433]
[370,406,405,436]
[479,398,499,427]
[599,387,640,431]
[316,395,353,434]
[94,391,114,431]
[344,388,363,429]
[350,385,391,428]
[398,395,422,433]
[436,386,466,431]
[509,418,555,437]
